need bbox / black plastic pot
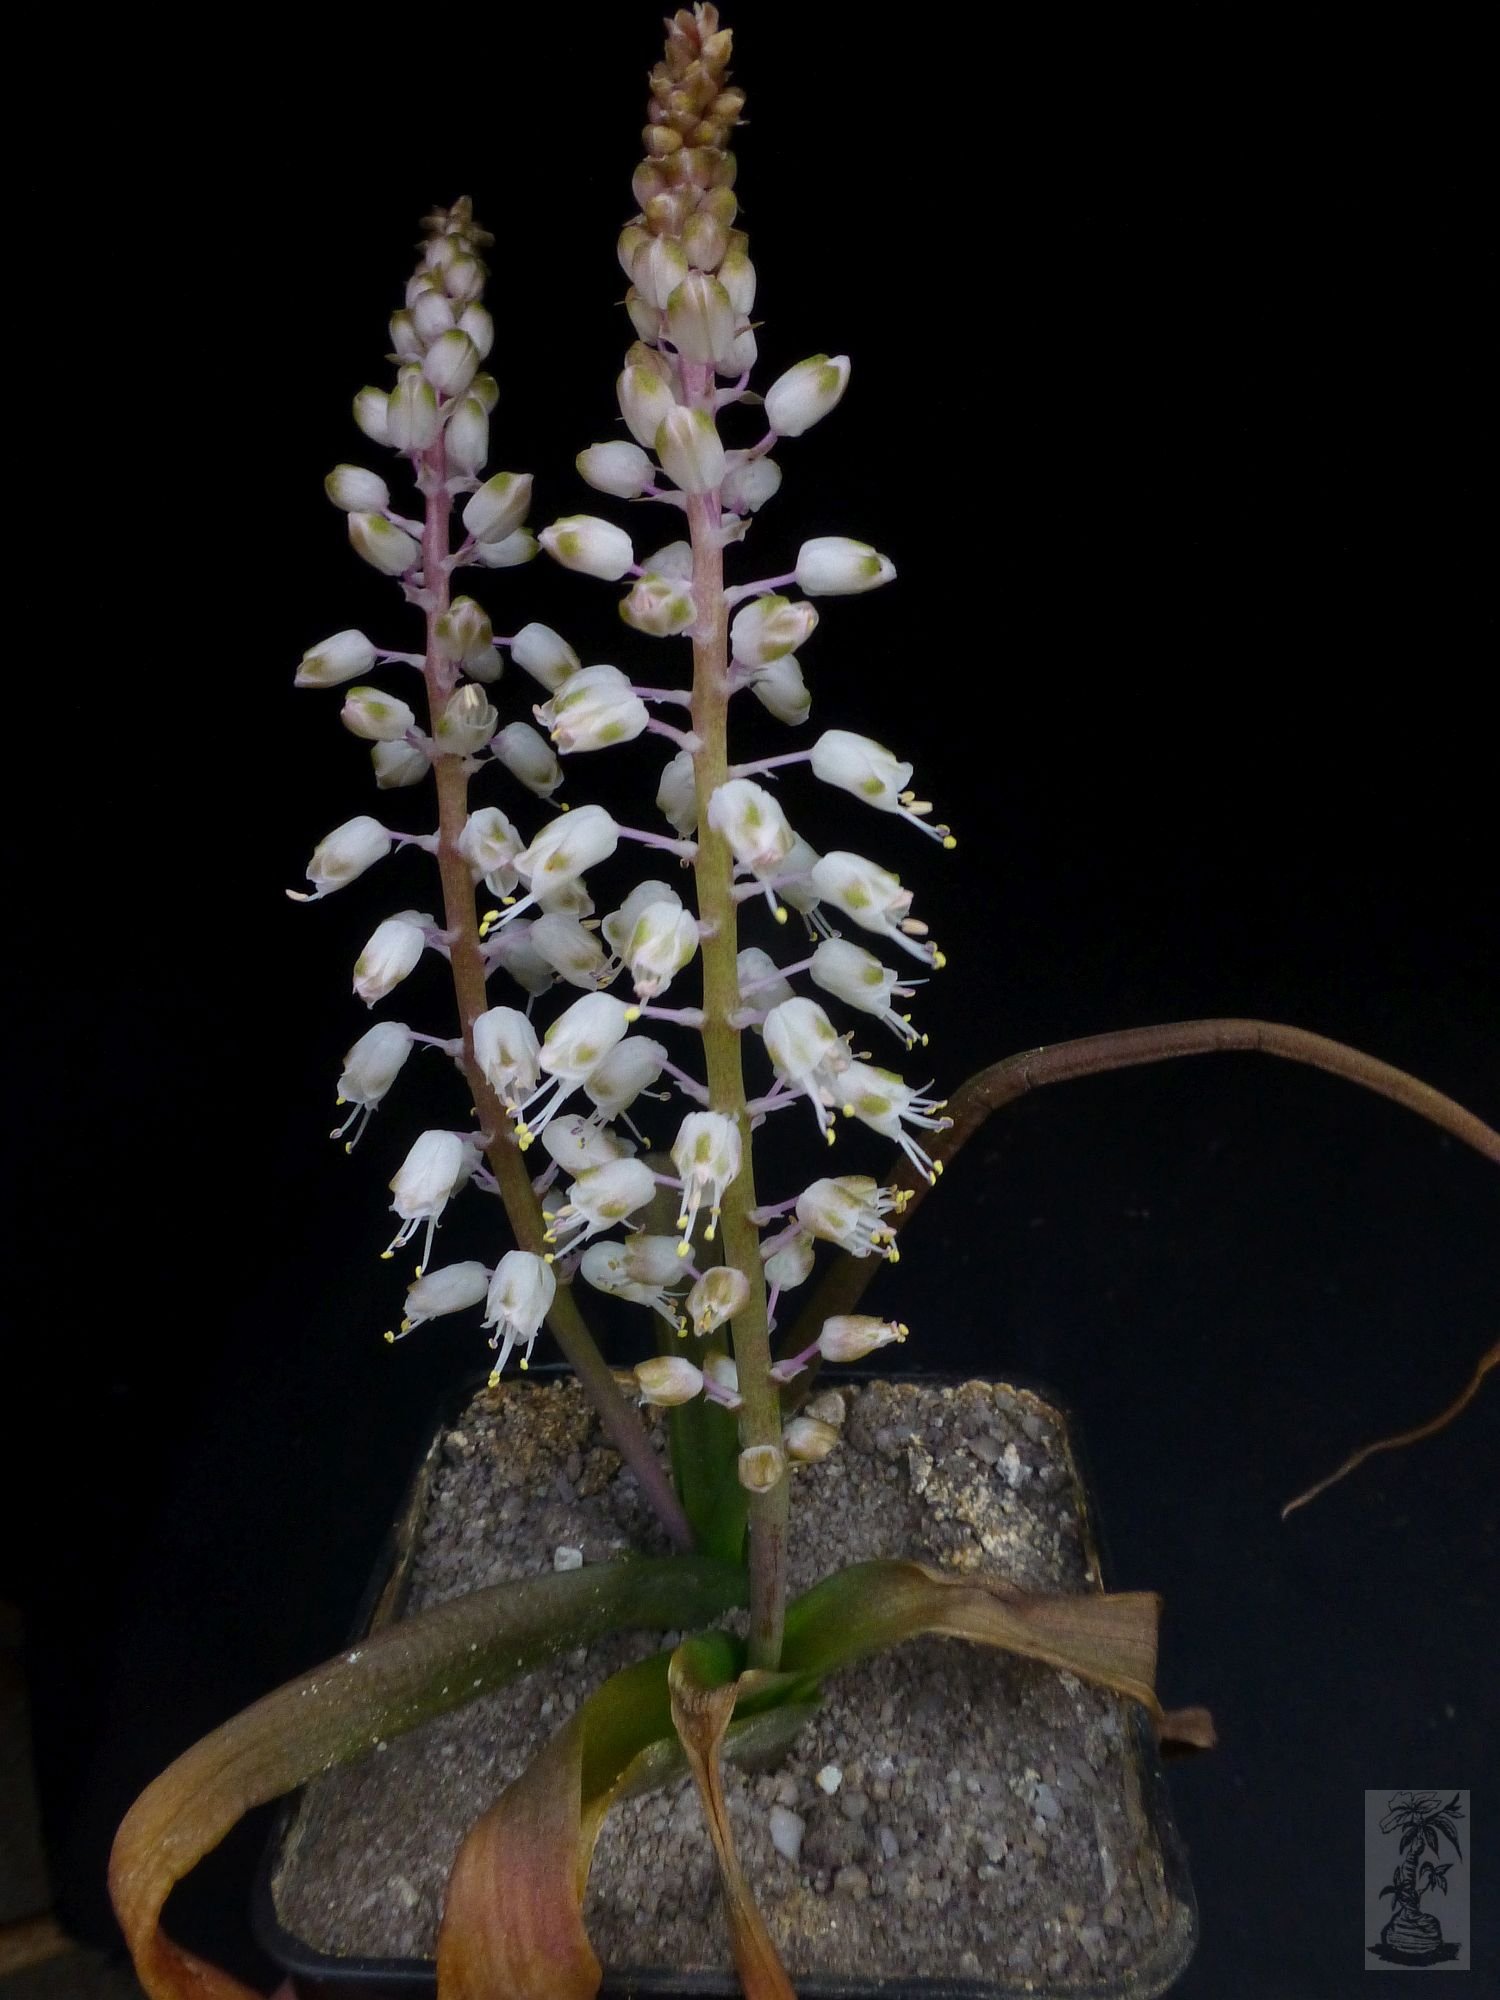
[253,1368,1197,1998]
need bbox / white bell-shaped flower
[623,900,699,999]
[472,1006,541,1114]
[349,513,421,577]
[372,740,430,790]
[294,815,391,901]
[434,683,498,758]
[296,629,378,689]
[462,471,533,545]
[721,454,782,516]
[487,920,555,999]
[671,1110,741,1248]
[582,1036,668,1128]
[458,303,494,360]
[765,354,851,437]
[808,851,940,967]
[795,1175,904,1260]
[537,664,649,753]
[603,880,681,956]
[810,937,924,1046]
[641,538,694,579]
[509,622,580,692]
[718,248,757,316]
[400,1261,488,1333]
[515,803,618,890]
[540,1114,631,1177]
[687,1264,749,1335]
[736,946,794,1014]
[749,654,811,726]
[655,407,726,494]
[832,1062,951,1183]
[433,597,495,667]
[340,686,416,743]
[422,328,481,397]
[817,1314,908,1362]
[580,1236,684,1327]
[762,997,850,1141]
[729,595,818,667]
[767,835,825,922]
[540,515,635,582]
[707,779,796,877]
[794,537,896,596]
[656,750,699,836]
[352,909,433,1006]
[332,1020,414,1147]
[352,387,390,445]
[810,730,953,844]
[530,912,612,990]
[483,1250,556,1381]
[762,1230,816,1293]
[385,1128,478,1271]
[634,1356,704,1407]
[577,441,654,500]
[325,464,391,513]
[471,528,538,569]
[514,992,637,1143]
[458,806,523,896]
[493,721,563,798]
[545,1156,658,1253]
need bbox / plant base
[258,1372,1195,1996]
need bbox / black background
[10,9,1496,1998]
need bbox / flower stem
[684,426,788,1669]
[417,440,693,1552]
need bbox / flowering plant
[106,12,1498,1999]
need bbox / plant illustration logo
[1366,1790,1469,1970]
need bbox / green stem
[417,441,694,1552]
[684,447,788,1668]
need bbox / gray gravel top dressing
[272,1377,1185,1989]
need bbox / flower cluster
[290,8,953,1498]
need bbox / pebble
[815,1763,843,1795]
[834,1865,870,1899]
[553,1545,583,1571]
[768,1807,804,1864]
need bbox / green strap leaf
[109,1556,747,2000]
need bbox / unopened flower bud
[795,537,896,596]
[617,365,678,451]
[541,1114,631,1176]
[721,454,782,515]
[372,740,429,789]
[510,623,580,693]
[625,289,663,344]
[529,913,608,990]
[683,207,730,271]
[784,1416,841,1463]
[434,683,498,757]
[410,288,455,345]
[462,471,533,545]
[387,369,440,451]
[349,513,421,577]
[296,815,391,899]
[471,529,537,569]
[442,253,485,306]
[296,628,377,688]
[635,1356,704,1407]
[729,594,818,667]
[655,407,726,494]
[540,515,634,582]
[765,355,851,438]
[325,464,390,513]
[666,272,737,365]
[749,653,811,726]
[617,222,651,279]
[469,372,500,413]
[718,249,756,316]
[445,395,489,476]
[537,664,648,752]
[493,721,563,797]
[687,1264,748,1334]
[642,538,694,578]
[621,572,696,636]
[583,1034,668,1122]
[656,750,698,835]
[352,387,390,445]
[738,1444,785,1493]
[704,1353,741,1403]
[389,309,422,360]
[632,234,691,311]
[457,303,494,360]
[737,946,794,1013]
[353,909,433,1005]
[577,440,654,500]
[341,686,416,743]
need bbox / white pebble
[553,1545,584,1571]
[816,1763,843,1794]
[768,1805,805,1863]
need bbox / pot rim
[251,1365,1197,1999]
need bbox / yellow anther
[487,1370,500,1388]
[379,1248,395,1261]
[344,1141,355,1155]
[932,950,947,970]
[519,1355,528,1370]
[774,904,788,924]
[942,835,957,851]
[842,1103,855,1116]
[544,1251,556,1264]
[625,1006,641,1022]
[704,1223,716,1241]
[383,1330,395,1344]
[400,1318,413,1333]
[825,1127,836,1145]
[889,1247,900,1263]
[335,1094,347,1107]
[676,1239,691,1258]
